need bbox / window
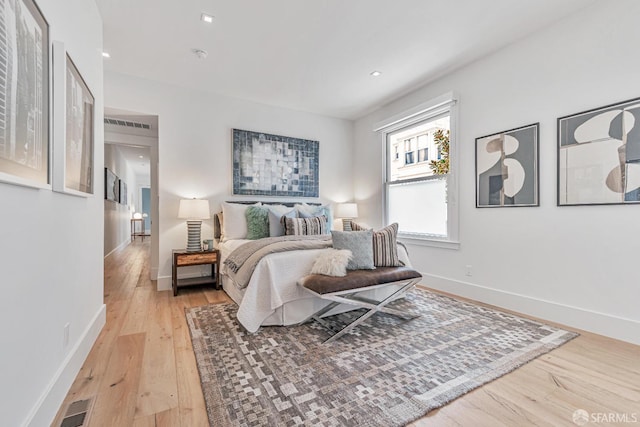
[416,134,428,163]
[405,151,415,164]
[376,93,458,246]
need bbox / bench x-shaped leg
[301,278,421,344]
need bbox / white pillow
[221,202,261,240]
[266,205,297,237]
[310,249,352,277]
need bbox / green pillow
[245,206,269,240]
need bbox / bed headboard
[223,201,322,207]
[213,201,323,239]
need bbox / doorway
[103,109,159,282]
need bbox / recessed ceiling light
[191,48,208,59]
[102,52,111,58]
[201,13,214,23]
[370,70,382,77]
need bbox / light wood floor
[53,240,640,426]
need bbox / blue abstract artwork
[232,129,319,197]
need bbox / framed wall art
[558,97,640,206]
[232,128,319,197]
[120,179,127,205]
[52,41,95,196]
[0,0,50,189]
[476,123,539,207]
[104,168,118,202]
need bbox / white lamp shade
[178,199,211,219]
[335,203,358,218]
[133,212,142,219]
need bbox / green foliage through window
[429,129,450,175]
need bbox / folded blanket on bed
[224,235,332,289]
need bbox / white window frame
[374,92,460,250]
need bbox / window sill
[398,234,460,250]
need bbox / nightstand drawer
[176,251,218,266]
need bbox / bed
[215,201,413,333]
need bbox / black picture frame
[104,168,118,202]
[475,123,539,208]
[558,97,640,206]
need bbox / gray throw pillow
[331,230,375,270]
[268,208,297,237]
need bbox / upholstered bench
[298,267,422,343]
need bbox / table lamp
[178,198,210,252]
[335,203,358,231]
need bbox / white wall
[104,144,135,256]
[354,0,640,344]
[104,72,355,289]
[0,1,105,426]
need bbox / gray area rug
[186,288,578,426]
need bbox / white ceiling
[97,0,596,120]
[108,143,151,178]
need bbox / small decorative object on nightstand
[172,249,219,296]
[335,202,359,231]
[178,198,210,252]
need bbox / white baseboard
[157,275,171,291]
[23,304,107,427]
[104,238,131,259]
[421,272,640,346]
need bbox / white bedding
[219,238,412,333]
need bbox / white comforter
[219,239,411,333]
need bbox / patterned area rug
[186,288,577,427]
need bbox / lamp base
[342,218,354,231]
[186,220,203,252]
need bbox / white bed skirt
[222,274,398,327]
[219,240,413,333]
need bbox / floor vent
[104,117,151,130]
[60,398,94,427]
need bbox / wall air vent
[104,117,151,130]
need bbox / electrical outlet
[465,265,472,277]
[63,323,70,347]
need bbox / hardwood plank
[89,333,146,426]
[131,414,155,427]
[203,288,233,305]
[155,406,183,427]
[135,290,179,418]
[171,294,209,426]
[120,287,153,335]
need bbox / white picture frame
[52,40,95,197]
[0,0,51,190]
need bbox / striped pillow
[372,223,401,267]
[284,215,327,236]
[350,221,372,231]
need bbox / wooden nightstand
[172,249,220,296]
